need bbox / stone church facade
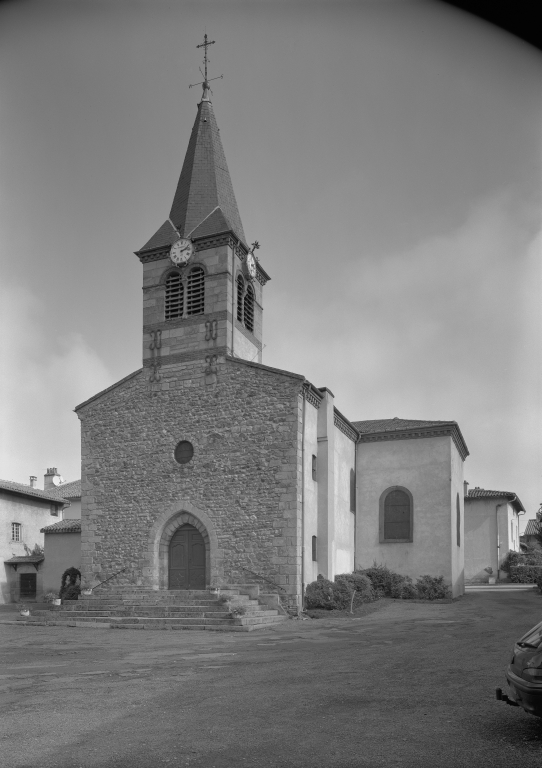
[76,79,468,609]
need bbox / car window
[517,620,542,648]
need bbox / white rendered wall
[0,492,58,603]
[449,442,465,597]
[464,498,519,582]
[356,435,458,594]
[333,427,356,577]
[302,400,319,587]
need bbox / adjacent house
[1,475,69,604]
[464,487,526,583]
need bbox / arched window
[165,271,183,320]
[456,493,461,547]
[236,275,244,322]
[244,284,254,333]
[11,522,22,542]
[379,487,413,542]
[187,266,205,315]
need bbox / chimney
[29,476,37,488]
[44,467,60,490]
[463,481,469,498]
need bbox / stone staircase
[28,585,288,632]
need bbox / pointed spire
[168,98,246,244]
[137,35,245,254]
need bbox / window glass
[384,490,410,540]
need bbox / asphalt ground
[1,591,541,768]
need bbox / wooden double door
[168,524,206,590]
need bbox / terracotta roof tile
[466,488,525,512]
[4,555,44,564]
[523,520,541,536]
[40,519,81,534]
[47,480,81,500]
[0,479,69,505]
[352,417,454,434]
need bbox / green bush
[415,575,451,600]
[502,548,542,583]
[390,576,418,600]
[357,563,405,597]
[335,572,375,603]
[305,575,337,610]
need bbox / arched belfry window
[236,275,244,322]
[165,271,183,320]
[187,266,205,316]
[244,284,255,333]
[379,487,413,543]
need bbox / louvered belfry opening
[236,275,244,322]
[187,266,205,315]
[244,284,254,332]
[165,271,184,320]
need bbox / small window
[174,440,194,465]
[380,487,413,542]
[236,274,244,322]
[311,455,317,481]
[187,267,205,315]
[11,522,22,542]
[50,503,59,517]
[165,271,184,320]
[312,535,317,562]
[350,468,356,513]
[244,284,254,332]
[457,493,461,547]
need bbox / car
[496,618,542,717]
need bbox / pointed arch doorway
[168,524,206,590]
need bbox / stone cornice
[302,383,323,409]
[333,410,359,442]
[136,232,246,264]
[357,424,469,460]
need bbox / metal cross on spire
[189,33,223,100]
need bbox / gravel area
[1,590,541,767]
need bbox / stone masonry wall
[77,357,304,609]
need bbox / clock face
[170,238,194,267]
[246,252,257,278]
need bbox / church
[75,51,468,611]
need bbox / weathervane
[189,33,223,99]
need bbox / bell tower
[134,36,269,386]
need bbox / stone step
[30,613,285,629]
[34,607,279,620]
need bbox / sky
[0,0,541,531]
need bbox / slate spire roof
[138,93,246,253]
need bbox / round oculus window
[174,441,194,465]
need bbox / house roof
[353,417,454,433]
[352,417,469,460]
[137,96,246,254]
[466,488,526,513]
[40,519,81,534]
[0,479,69,505]
[47,479,81,500]
[523,520,541,537]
